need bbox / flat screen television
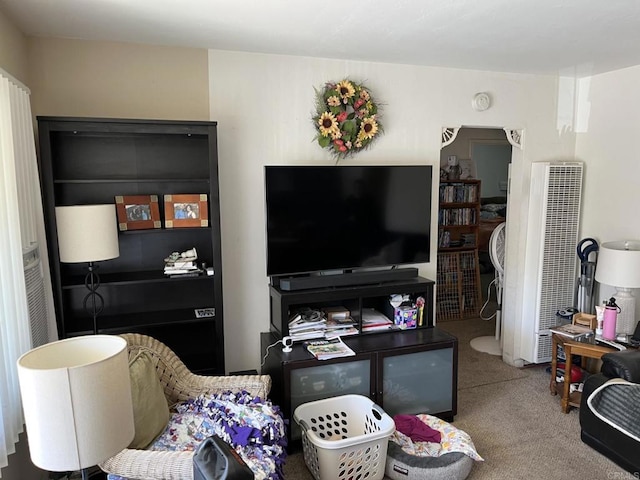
[265,165,432,277]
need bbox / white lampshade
[56,204,120,263]
[595,240,640,288]
[595,240,640,335]
[17,335,134,472]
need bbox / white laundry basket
[293,394,395,480]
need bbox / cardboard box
[322,306,351,322]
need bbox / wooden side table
[549,333,616,413]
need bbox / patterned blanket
[108,390,287,480]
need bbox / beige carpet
[283,317,624,479]
[439,317,528,390]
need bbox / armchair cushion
[128,350,171,449]
[600,350,640,383]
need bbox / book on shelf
[289,330,326,342]
[325,326,360,339]
[549,323,593,339]
[305,337,356,360]
[361,308,395,332]
[167,260,197,269]
[326,315,355,328]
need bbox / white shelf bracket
[503,128,523,150]
[441,127,461,148]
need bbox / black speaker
[278,268,419,291]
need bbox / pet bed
[385,414,482,480]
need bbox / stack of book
[164,249,201,277]
[288,312,327,342]
[323,306,359,339]
[361,307,395,332]
[325,319,359,339]
[461,233,477,247]
[549,323,593,339]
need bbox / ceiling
[3,0,640,77]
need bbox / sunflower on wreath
[313,79,383,159]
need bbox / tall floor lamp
[595,240,640,336]
[55,204,120,334]
[17,335,134,480]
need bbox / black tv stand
[269,275,434,337]
[274,267,419,291]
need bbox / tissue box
[394,305,417,330]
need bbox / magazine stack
[164,248,201,277]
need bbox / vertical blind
[0,68,56,475]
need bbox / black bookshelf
[37,116,225,374]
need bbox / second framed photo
[115,195,161,231]
[164,194,209,228]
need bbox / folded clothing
[390,414,483,462]
[393,414,441,443]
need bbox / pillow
[128,350,171,449]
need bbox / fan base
[470,336,502,356]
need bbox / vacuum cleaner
[575,238,599,314]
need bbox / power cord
[260,336,294,367]
[260,339,282,368]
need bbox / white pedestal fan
[471,222,506,356]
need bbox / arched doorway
[438,126,523,359]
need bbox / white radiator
[23,243,49,348]
[520,162,583,363]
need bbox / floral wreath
[313,79,382,158]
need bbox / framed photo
[115,195,161,231]
[164,194,209,228]
[458,158,477,180]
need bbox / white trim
[0,67,30,94]
[586,378,640,443]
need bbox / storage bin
[394,305,417,329]
[293,394,395,480]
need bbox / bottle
[602,297,620,340]
[595,303,605,336]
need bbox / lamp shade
[17,335,134,472]
[595,240,640,288]
[56,204,120,263]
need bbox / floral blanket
[390,414,483,462]
[108,390,287,480]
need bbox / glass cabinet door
[289,358,371,440]
[381,347,453,417]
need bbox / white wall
[208,49,576,372]
[576,65,640,313]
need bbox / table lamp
[55,204,120,334]
[594,240,640,336]
[17,335,134,480]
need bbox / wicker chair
[99,333,272,480]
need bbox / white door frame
[441,126,525,366]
